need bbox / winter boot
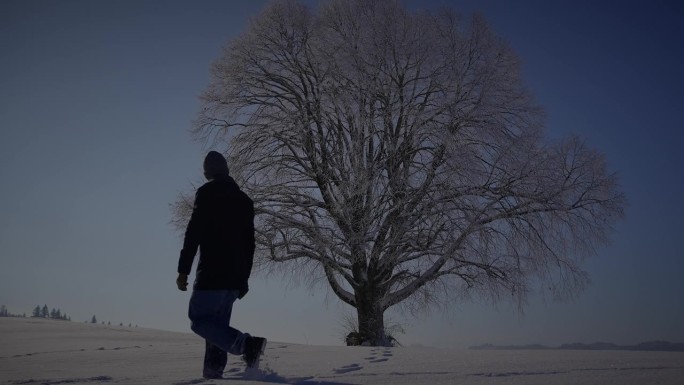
[243,336,267,369]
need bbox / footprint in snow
[365,347,393,363]
[370,358,389,363]
[334,363,363,374]
[14,376,114,384]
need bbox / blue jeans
[188,290,249,375]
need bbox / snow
[1,318,683,385]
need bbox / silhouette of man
[176,151,266,379]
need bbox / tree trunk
[355,285,388,346]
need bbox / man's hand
[239,285,249,299]
[176,273,189,291]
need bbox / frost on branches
[178,0,626,346]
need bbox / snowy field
[1,318,683,385]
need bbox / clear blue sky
[1,0,682,348]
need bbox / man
[176,151,266,379]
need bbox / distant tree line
[86,315,137,328]
[2,306,138,327]
[0,305,26,318]
[31,304,71,321]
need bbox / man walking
[176,151,266,379]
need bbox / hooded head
[203,151,230,180]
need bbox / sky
[1,0,682,349]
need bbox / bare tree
[178,0,625,346]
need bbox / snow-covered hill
[1,318,682,384]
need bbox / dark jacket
[178,175,255,293]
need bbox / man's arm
[238,197,256,299]
[177,189,203,290]
[245,198,256,273]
